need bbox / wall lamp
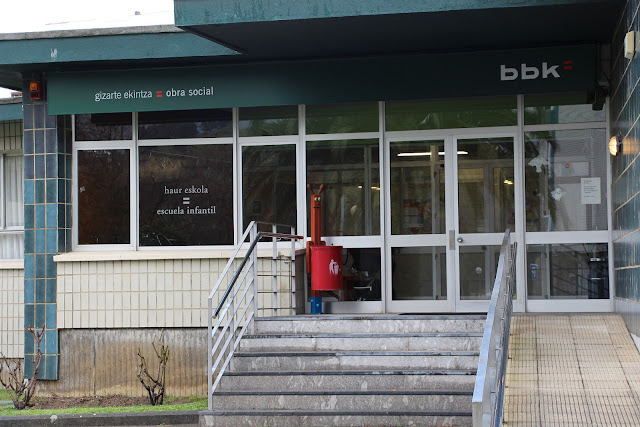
[626,31,636,60]
[29,78,44,101]
[609,135,621,156]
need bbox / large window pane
[386,96,517,131]
[306,103,378,134]
[525,129,607,232]
[391,246,447,300]
[459,245,501,300]
[239,106,298,137]
[342,247,382,301]
[390,141,445,235]
[306,139,380,236]
[242,145,296,231]
[525,93,605,125]
[527,243,609,299]
[138,145,233,246]
[458,137,514,234]
[138,109,232,139]
[78,150,130,244]
[74,113,132,141]
[0,233,23,259]
[4,155,23,227]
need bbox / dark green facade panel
[174,0,607,26]
[48,45,596,115]
[0,102,22,121]
[0,32,237,66]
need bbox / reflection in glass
[74,113,132,141]
[391,246,447,300]
[341,248,382,301]
[306,140,379,236]
[138,145,233,246]
[457,138,514,234]
[524,93,605,125]
[306,103,378,134]
[138,109,232,139]
[239,106,298,137]
[386,96,517,131]
[4,155,23,227]
[459,245,500,300]
[78,150,130,244]
[525,130,607,232]
[527,243,609,299]
[0,234,23,259]
[390,141,445,235]
[242,145,297,232]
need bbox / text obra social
[94,86,214,102]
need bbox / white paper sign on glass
[581,177,601,204]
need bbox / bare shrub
[137,329,169,405]
[0,326,45,409]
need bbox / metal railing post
[290,226,296,315]
[251,223,259,324]
[207,222,302,403]
[207,296,213,410]
[472,229,517,427]
[272,224,278,316]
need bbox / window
[527,243,609,299]
[386,96,517,131]
[524,129,607,232]
[306,139,380,236]
[242,145,297,233]
[524,93,605,125]
[77,149,131,245]
[139,144,233,246]
[0,121,24,259]
[74,112,234,249]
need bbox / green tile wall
[611,0,640,337]
[22,80,72,380]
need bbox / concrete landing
[503,314,640,426]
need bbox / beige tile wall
[56,254,302,329]
[0,268,24,358]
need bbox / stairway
[201,315,485,427]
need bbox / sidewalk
[503,314,640,426]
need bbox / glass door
[385,133,516,313]
[386,138,454,312]
[453,135,516,312]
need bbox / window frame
[72,113,237,251]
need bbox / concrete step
[200,410,472,427]
[211,390,473,412]
[218,369,476,391]
[254,315,486,335]
[238,333,483,352]
[230,350,479,371]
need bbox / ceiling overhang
[175,0,623,59]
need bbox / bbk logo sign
[500,61,573,81]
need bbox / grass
[0,395,207,416]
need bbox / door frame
[452,132,519,312]
[383,128,522,313]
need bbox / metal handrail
[472,229,517,427]
[207,221,302,410]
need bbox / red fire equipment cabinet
[311,246,343,291]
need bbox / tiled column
[22,80,72,380]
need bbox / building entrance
[385,133,516,313]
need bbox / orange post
[306,184,326,297]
